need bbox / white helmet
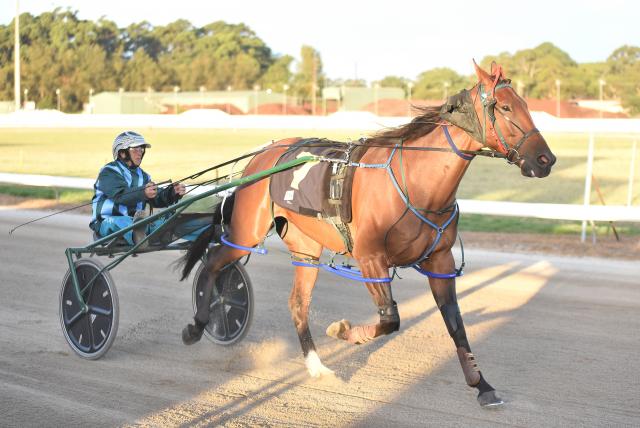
[112,131,151,160]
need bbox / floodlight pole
[581,134,595,243]
[14,0,21,111]
[555,79,561,117]
[628,140,637,207]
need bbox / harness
[219,79,541,284]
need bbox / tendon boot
[457,347,481,386]
[182,319,206,345]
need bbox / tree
[259,55,293,92]
[292,45,324,103]
[413,68,468,100]
[122,48,166,91]
[606,45,640,114]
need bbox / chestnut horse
[180,61,556,407]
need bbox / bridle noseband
[477,81,540,164]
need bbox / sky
[1,0,638,83]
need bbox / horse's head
[471,61,556,178]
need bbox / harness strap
[443,126,475,161]
[219,234,268,255]
[292,260,392,283]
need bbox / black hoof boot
[475,372,504,408]
[478,390,504,407]
[182,321,205,345]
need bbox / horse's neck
[404,127,478,210]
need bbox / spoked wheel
[59,258,119,360]
[192,260,253,345]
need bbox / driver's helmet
[112,131,151,160]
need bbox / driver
[89,131,187,246]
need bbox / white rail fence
[2,172,639,224]
[1,111,640,243]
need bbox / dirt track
[1,208,639,427]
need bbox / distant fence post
[628,140,637,207]
[581,133,595,243]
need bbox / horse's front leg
[423,249,503,407]
[327,256,400,344]
[280,220,334,377]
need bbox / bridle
[476,76,541,164]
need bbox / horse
[179,61,556,407]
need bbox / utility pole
[311,53,317,116]
[14,0,21,111]
[555,79,561,117]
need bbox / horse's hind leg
[183,180,273,345]
[279,219,333,377]
[327,255,400,344]
[424,249,503,407]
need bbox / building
[90,90,295,114]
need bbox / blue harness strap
[443,125,475,161]
[220,234,268,255]
[292,260,392,283]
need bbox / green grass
[0,128,360,179]
[0,183,92,204]
[459,213,640,236]
[0,128,638,206]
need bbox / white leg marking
[305,350,334,378]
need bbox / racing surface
[1,208,639,427]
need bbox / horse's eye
[501,105,511,112]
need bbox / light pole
[555,79,561,117]
[373,82,380,116]
[89,88,94,113]
[173,86,180,114]
[226,85,232,114]
[407,81,414,117]
[23,88,28,108]
[443,81,450,100]
[598,79,606,119]
[253,84,260,114]
[14,0,20,111]
[55,88,60,111]
[283,84,289,115]
[199,85,206,109]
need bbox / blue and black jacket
[90,159,179,232]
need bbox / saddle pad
[270,138,367,221]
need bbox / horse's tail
[178,193,235,280]
[179,225,213,280]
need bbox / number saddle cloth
[269,138,369,252]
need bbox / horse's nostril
[538,154,549,165]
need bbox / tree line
[1,9,638,114]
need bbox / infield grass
[0,128,638,206]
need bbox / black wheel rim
[196,264,250,342]
[61,264,114,354]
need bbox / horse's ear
[490,61,499,76]
[473,59,492,86]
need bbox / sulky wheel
[192,260,253,345]
[59,258,119,360]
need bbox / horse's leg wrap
[456,347,482,387]
[345,324,377,345]
[440,302,481,386]
[378,300,400,334]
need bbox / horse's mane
[367,105,443,145]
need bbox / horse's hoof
[305,350,334,378]
[182,323,204,345]
[326,319,351,340]
[477,390,504,408]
